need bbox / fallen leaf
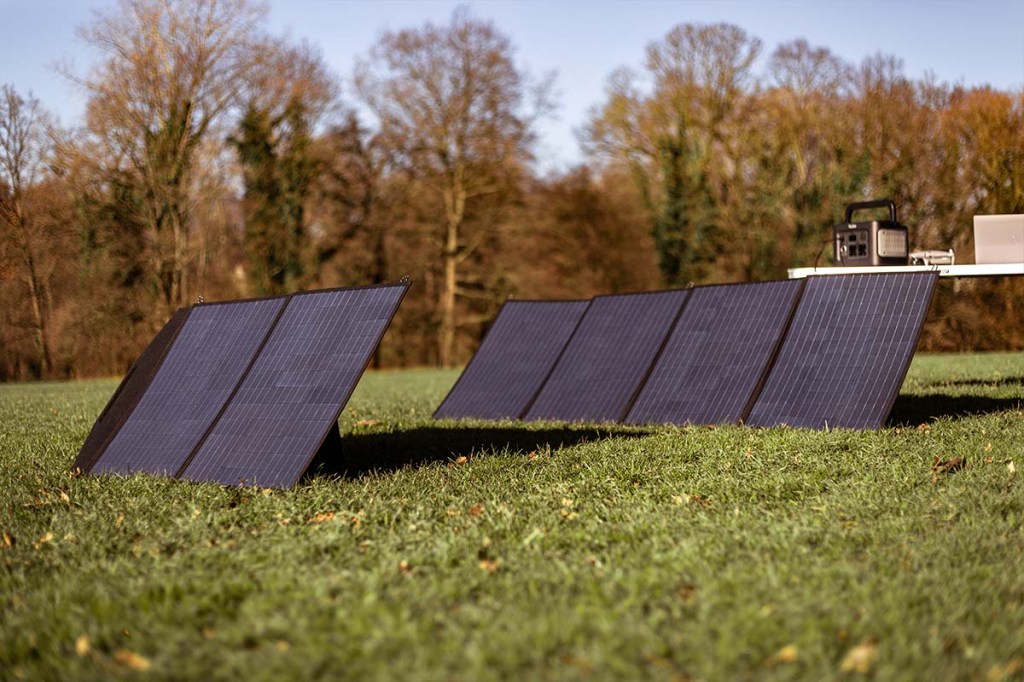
[201,627,216,639]
[985,442,993,453]
[308,512,335,524]
[479,559,499,573]
[527,451,538,461]
[468,503,484,517]
[354,419,379,427]
[765,644,799,666]
[274,640,290,652]
[985,457,994,464]
[1008,461,1017,477]
[2,531,13,548]
[34,532,54,549]
[931,456,966,475]
[453,456,468,465]
[75,635,91,657]
[113,649,151,671]
[840,639,878,673]
[446,508,460,517]
[397,560,413,575]
[59,491,71,504]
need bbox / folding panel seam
[737,278,809,425]
[172,296,293,479]
[618,290,693,423]
[517,299,594,419]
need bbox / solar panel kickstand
[304,421,344,480]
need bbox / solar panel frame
[72,307,192,474]
[625,279,805,427]
[91,296,287,477]
[178,281,410,487]
[524,289,690,424]
[433,299,591,421]
[744,272,938,430]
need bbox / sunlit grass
[2,354,1024,680]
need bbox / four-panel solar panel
[745,272,938,429]
[434,300,591,420]
[77,281,409,487]
[524,290,689,423]
[440,273,937,431]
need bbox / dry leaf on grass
[2,531,13,548]
[453,456,468,465]
[114,649,151,671]
[307,512,335,524]
[840,639,878,673]
[764,644,799,666]
[34,532,53,549]
[931,456,966,474]
[468,504,484,517]
[397,560,413,575]
[74,635,91,657]
[354,419,379,427]
[479,559,499,573]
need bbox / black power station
[833,199,909,267]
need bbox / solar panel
[91,298,285,476]
[73,308,192,474]
[179,282,409,487]
[745,272,938,429]
[626,280,803,426]
[524,290,689,423]
[433,300,590,420]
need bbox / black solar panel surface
[745,272,937,429]
[434,300,590,420]
[626,280,803,426]
[73,307,191,474]
[92,299,284,476]
[524,290,688,423]
[180,283,408,487]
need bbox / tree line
[2,0,1022,382]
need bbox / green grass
[2,354,1024,680]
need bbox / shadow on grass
[889,393,1024,426]
[305,424,647,480]
[940,376,1024,389]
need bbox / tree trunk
[22,247,52,378]
[439,213,458,367]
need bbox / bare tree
[355,8,552,366]
[0,85,56,376]
[73,0,266,309]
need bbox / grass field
[2,353,1024,680]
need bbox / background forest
[2,0,1023,381]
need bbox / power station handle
[844,199,897,224]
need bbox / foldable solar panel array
[75,281,409,487]
[435,272,938,430]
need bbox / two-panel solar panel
[77,281,409,487]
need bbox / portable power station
[833,199,909,266]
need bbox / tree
[584,23,763,285]
[354,8,552,366]
[74,0,266,309]
[0,85,58,377]
[230,38,339,296]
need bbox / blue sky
[2,0,1022,170]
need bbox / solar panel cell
[434,300,590,420]
[626,280,803,426]
[180,283,408,487]
[91,299,285,476]
[73,307,191,474]
[745,272,937,429]
[524,290,689,423]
